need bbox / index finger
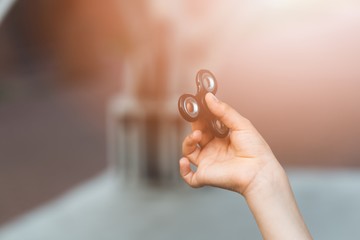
[182,130,202,165]
[191,118,214,147]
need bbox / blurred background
[1,0,360,239]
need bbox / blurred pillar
[108,59,186,186]
[107,1,188,186]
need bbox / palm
[188,129,270,193]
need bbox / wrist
[233,154,286,199]
[243,159,288,200]
[242,160,312,239]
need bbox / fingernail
[179,157,187,164]
[192,130,200,137]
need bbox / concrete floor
[0,169,360,240]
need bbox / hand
[179,92,283,196]
[179,92,313,240]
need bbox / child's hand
[179,92,313,240]
[179,92,283,196]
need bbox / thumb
[205,93,251,131]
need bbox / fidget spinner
[178,69,229,138]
